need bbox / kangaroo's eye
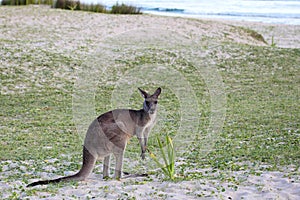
[146,101,150,106]
[154,101,158,104]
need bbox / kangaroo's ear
[153,87,161,98]
[138,88,148,98]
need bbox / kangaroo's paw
[123,173,149,179]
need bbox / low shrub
[1,0,53,5]
[1,0,142,14]
[79,3,106,13]
[110,3,141,14]
[53,0,80,11]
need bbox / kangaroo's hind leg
[114,150,125,179]
[103,155,110,179]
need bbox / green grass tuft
[110,2,141,14]
[149,134,176,180]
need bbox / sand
[1,160,299,199]
[0,5,299,200]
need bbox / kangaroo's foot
[122,173,149,179]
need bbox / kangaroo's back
[84,109,136,158]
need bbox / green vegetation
[1,0,142,14]
[53,0,106,12]
[54,0,81,11]
[271,35,277,47]
[111,2,141,14]
[231,26,267,44]
[149,134,175,180]
[79,2,106,13]
[242,27,267,44]
[1,0,53,5]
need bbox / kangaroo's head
[139,87,161,114]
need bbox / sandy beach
[0,5,299,200]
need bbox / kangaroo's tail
[26,174,78,187]
[27,146,96,187]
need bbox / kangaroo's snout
[149,108,156,114]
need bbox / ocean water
[83,0,300,25]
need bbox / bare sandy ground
[0,5,299,200]
[220,20,300,49]
[0,160,299,199]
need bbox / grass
[271,35,277,47]
[241,27,267,44]
[53,0,106,12]
[110,2,141,14]
[0,5,299,199]
[185,45,299,172]
[148,134,175,180]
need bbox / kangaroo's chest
[142,113,156,129]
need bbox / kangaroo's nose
[149,109,155,114]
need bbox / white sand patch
[24,171,300,199]
[222,171,300,200]
[1,160,299,199]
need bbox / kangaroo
[27,87,161,187]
